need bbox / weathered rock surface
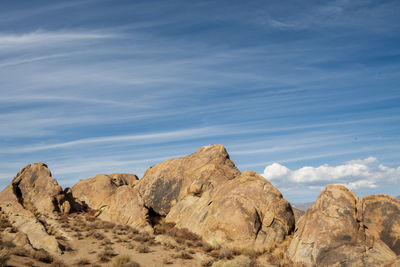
[138,144,240,216]
[0,163,73,254]
[362,194,400,255]
[71,173,152,231]
[0,163,70,214]
[288,185,397,266]
[384,255,400,267]
[166,170,295,249]
[0,202,61,254]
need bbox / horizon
[1,0,399,203]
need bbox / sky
[0,0,399,203]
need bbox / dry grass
[136,245,150,253]
[112,255,141,267]
[174,251,193,260]
[93,231,105,240]
[219,247,233,260]
[51,259,67,267]
[163,258,173,265]
[201,259,214,266]
[76,258,91,265]
[155,222,202,247]
[212,255,256,267]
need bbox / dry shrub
[98,251,110,263]
[163,258,173,265]
[201,259,214,267]
[85,216,96,222]
[100,239,113,246]
[55,234,66,240]
[93,231,105,240]
[112,255,141,267]
[0,249,10,267]
[115,225,131,232]
[153,223,167,235]
[33,248,53,263]
[219,247,233,260]
[157,222,202,244]
[136,245,150,253]
[240,248,257,259]
[76,258,91,265]
[134,233,152,243]
[212,255,255,267]
[102,245,115,257]
[203,242,214,253]
[174,251,193,260]
[51,259,67,267]
[262,236,294,265]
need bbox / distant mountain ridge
[293,202,314,211]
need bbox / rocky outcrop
[71,173,152,231]
[166,170,295,249]
[0,202,61,254]
[0,163,73,254]
[0,163,71,214]
[138,144,240,216]
[288,185,397,266]
[362,195,400,255]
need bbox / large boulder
[71,173,152,231]
[0,163,71,254]
[288,185,397,266]
[138,144,240,216]
[166,170,295,249]
[362,195,400,255]
[0,162,70,214]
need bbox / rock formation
[0,163,71,254]
[138,144,240,216]
[0,203,61,254]
[71,173,152,231]
[1,144,399,266]
[166,170,295,249]
[0,163,70,214]
[288,185,398,266]
[362,194,400,255]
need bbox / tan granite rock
[71,173,151,231]
[288,185,397,266]
[0,163,70,214]
[138,144,240,216]
[0,202,61,254]
[166,170,295,249]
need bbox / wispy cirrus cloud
[0,30,116,47]
[0,126,236,153]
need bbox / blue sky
[0,0,399,203]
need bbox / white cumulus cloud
[262,157,400,190]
